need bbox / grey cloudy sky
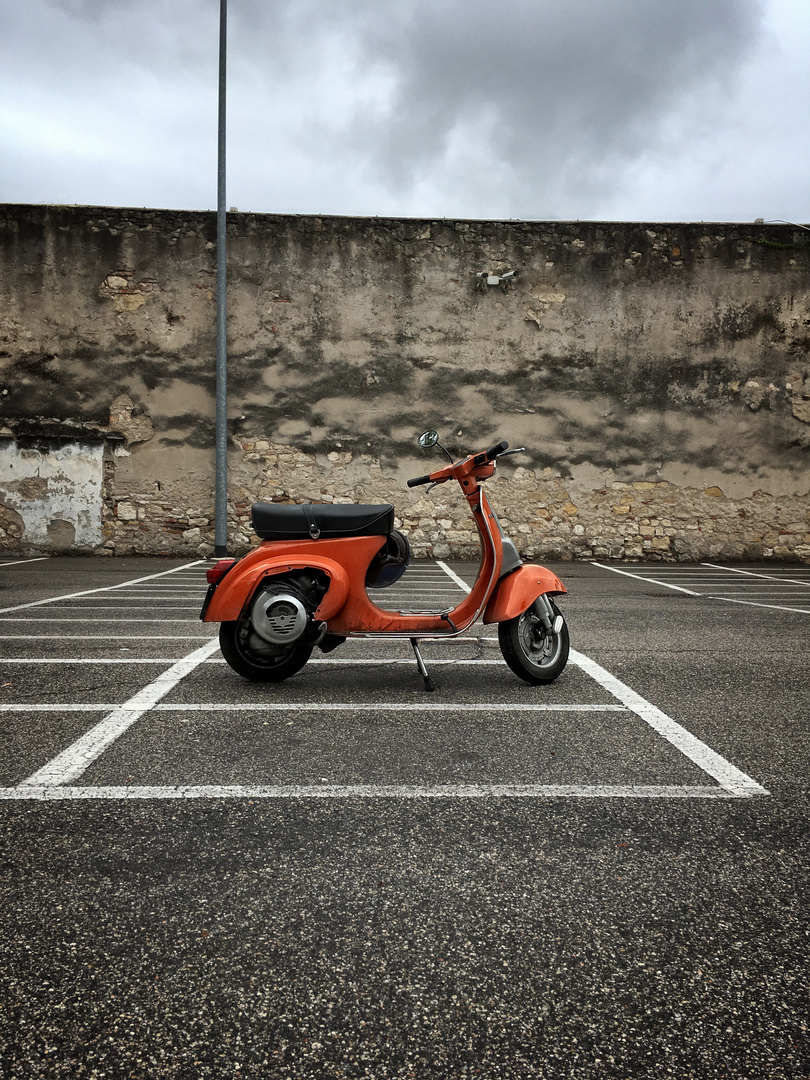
[1,0,808,222]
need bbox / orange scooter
[200,430,569,689]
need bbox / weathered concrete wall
[1,204,808,561]
[0,436,105,549]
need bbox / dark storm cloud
[398,2,756,168]
[218,0,765,217]
[3,0,801,220]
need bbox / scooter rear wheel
[219,620,312,682]
[498,599,569,684]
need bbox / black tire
[498,598,569,684]
[218,620,312,683]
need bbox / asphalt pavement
[0,555,808,1078]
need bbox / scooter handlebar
[406,473,433,488]
[485,440,509,461]
[409,440,509,486]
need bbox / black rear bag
[252,502,395,541]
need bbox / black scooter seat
[252,501,395,541]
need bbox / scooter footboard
[482,564,566,624]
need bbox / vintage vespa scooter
[200,430,569,689]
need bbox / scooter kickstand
[410,637,436,692]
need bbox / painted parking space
[0,557,802,1080]
[0,558,767,801]
[593,560,810,612]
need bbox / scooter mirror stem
[417,428,454,462]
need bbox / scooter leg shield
[482,564,566,624]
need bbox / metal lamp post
[214,0,228,556]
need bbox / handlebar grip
[485,440,509,461]
[407,473,432,488]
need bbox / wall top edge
[0,203,807,231]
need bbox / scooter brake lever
[498,447,526,458]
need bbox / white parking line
[3,647,767,799]
[593,561,810,613]
[701,562,810,586]
[0,557,50,568]
[570,650,767,797]
[1,784,738,801]
[0,560,205,614]
[591,563,699,595]
[0,702,627,713]
[0,649,498,665]
[435,560,473,593]
[59,593,205,598]
[700,597,810,615]
[0,635,213,641]
[32,606,202,611]
[1,659,192,664]
[0,618,203,623]
[19,637,221,787]
[0,559,770,801]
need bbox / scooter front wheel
[219,620,312,683]
[498,599,569,684]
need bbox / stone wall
[1,204,809,561]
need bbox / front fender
[202,553,350,623]
[483,564,567,624]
